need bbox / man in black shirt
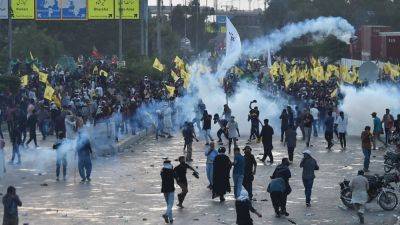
[174,156,198,208]
[213,114,228,145]
[26,109,38,148]
[243,146,257,200]
[161,159,175,223]
[182,122,198,162]
[202,110,214,145]
[260,119,274,163]
[247,101,260,144]
[303,110,314,147]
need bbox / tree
[9,25,63,65]
[171,4,187,37]
[0,75,20,95]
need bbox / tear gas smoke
[339,84,400,135]
[242,16,355,58]
[18,17,358,170]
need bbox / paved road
[0,130,399,225]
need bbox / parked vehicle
[340,173,399,211]
[384,151,400,173]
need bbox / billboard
[114,0,139,19]
[12,0,35,19]
[0,0,7,19]
[62,0,87,19]
[88,0,114,19]
[36,0,61,19]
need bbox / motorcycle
[339,173,399,211]
[384,151,400,173]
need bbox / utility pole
[184,0,187,38]
[118,0,123,60]
[156,0,162,56]
[140,0,149,56]
[8,0,12,71]
[195,0,199,52]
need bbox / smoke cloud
[339,84,400,135]
[242,16,355,57]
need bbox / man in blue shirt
[76,132,93,183]
[205,142,218,189]
[371,112,386,150]
[233,147,245,199]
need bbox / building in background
[351,25,400,61]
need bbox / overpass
[148,5,263,17]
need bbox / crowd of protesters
[0,54,197,174]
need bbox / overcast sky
[148,0,264,11]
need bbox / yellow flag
[44,86,55,101]
[339,65,349,81]
[270,62,280,77]
[100,70,108,77]
[280,63,288,76]
[39,72,48,83]
[20,75,28,86]
[310,57,317,68]
[171,70,179,82]
[52,94,62,108]
[289,65,298,83]
[32,64,40,73]
[331,88,338,98]
[174,56,185,69]
[383,63,392,74]
[284,76,292,88]
[234,66,244,76]
[165,85,175,97]
[389,64,400,79]
[153,58,165,72]
[180,69,191,88]
[30,51,34,60]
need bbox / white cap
[303,149,312,155]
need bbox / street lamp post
[156,0,162,56]
[118,0,123,60]
[8,0,12,72]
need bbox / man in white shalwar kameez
[350,170,369,224]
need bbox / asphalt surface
[0,129,399,225]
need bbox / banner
[0,0,8,19]
[62,0,87,19]
[114,0,139,19]
[12,0,35,19]
[88,0,114,19]
[36,0,61,19]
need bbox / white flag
[225,17,241,59]
[267,47,272,68]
